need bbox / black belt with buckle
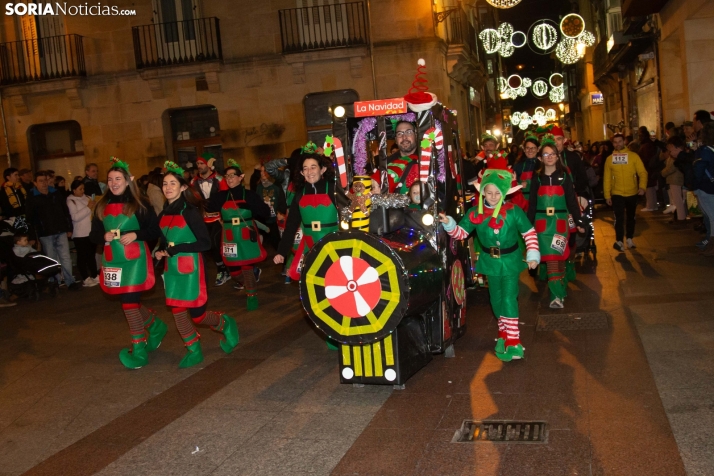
[303,221,338,232]
[537,208,567,216]
[476,237,519,259]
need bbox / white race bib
[294,227,303,246]
[568,215,575,229]
[612,153,628,165]
[550,234,567,254]
[103,267,122,287]
[223,242,237,258]
[296,254,305,275]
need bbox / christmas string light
[486,0,523,9]
[479,23,526,57]
[556,37,580,64]
[532,79,548,97]
[530,20,558,53]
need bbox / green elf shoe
[496,344,525,362]
[494,338,505,354]
[119,334,149,369]
[179,334,204,369]
[246,294,259,311]
[217,314,239,354]
[565,260,576,283]
[145,318,167,352]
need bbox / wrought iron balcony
[443,8,478,54]
[279,1,368,54]
[0,34,86,86]
[132,17,222,69]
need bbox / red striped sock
[192,310,221,327]
[501,317,520,347]
[122,303,145,335]
[172,307,197,341]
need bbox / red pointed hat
[404,59,438,112]
[550,125,565,137]
[468,151,522,195]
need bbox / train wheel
[300,231,409,345]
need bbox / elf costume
[89,157,167,370]
[443,162,540,361]
[159,162,239,368]
[526,147,583,308]
[513,134,540,202]
[277,171,339,282]
[209,159,271,310]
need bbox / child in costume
[513,134,540,202]
[89,157,166,369]
[439,162,540,361]
[155,162,239,368]
[527,139,584,309]
[208,159,271,311]
[274,153,339,280]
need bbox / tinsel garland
[340,193,412,223]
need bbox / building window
[28,120,85,179]
[303,89,359,145]
[168,105,222,170]
[606,0,622,37]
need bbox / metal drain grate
[536,312,609,331]
[452,420,548,444]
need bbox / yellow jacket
[603,150,648,199]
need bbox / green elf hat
[523,132,540,147]
[109,156,130,174]
[481,132,498,146]
[226,158,243,175]
[476,157,518,226]
[301,141,318,154]
[164,160,184,176]
[540,133,556,148]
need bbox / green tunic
[456,203,532,277]
[160,209,206,308]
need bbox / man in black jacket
[82,163,103,198]
[25,171,81,291]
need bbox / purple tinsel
[351,113,416,176]
[433,120,446,183]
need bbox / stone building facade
[0,0,492,180]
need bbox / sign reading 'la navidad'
[354,98,407,117]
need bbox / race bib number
[568,215,575,229]
[550,234,567,254]
[223,242,237,258]
[294,227,303,246]
[103,267,122,287]
[296,255,305,275]
[612,154,628,165]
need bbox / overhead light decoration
[486,0,523,9]
[480,23,526,57]
[500,74,529,99]
[513,109,559,129]
[546,109,557,120]
[479,29,501,54]
[556,37,580,64]
[510,113,521,126]
[519,113,531,130]
[529,20,559,53]
[532,79,548,97]
[555,14,596,64]
[549,73,565,103]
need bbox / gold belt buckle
[232,217,240,226]
[546,207,555,216]
[311,221,322,232]
[489,246,501,258]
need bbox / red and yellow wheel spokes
[451,259,465,306]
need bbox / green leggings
[487,274,520,318]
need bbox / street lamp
[558,103,565,111]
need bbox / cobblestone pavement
[1,208,711,475]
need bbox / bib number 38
[103,267,122,287]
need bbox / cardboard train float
[298,95,476,387]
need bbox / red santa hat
[404,59,438,112]
[468,152,522,195]
[550,125,565,137]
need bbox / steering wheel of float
[300,230,409,345]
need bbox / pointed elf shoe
[145,317,168,352]
[246,294,259,311]
[179,333,204,369]
[119,334,149,369]
[497,343,525,362]
[215,314,239,354]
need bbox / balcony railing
[279,2,368,54]
[444,8,478,54]
[0,34,85,86]
[132,17,222,69]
